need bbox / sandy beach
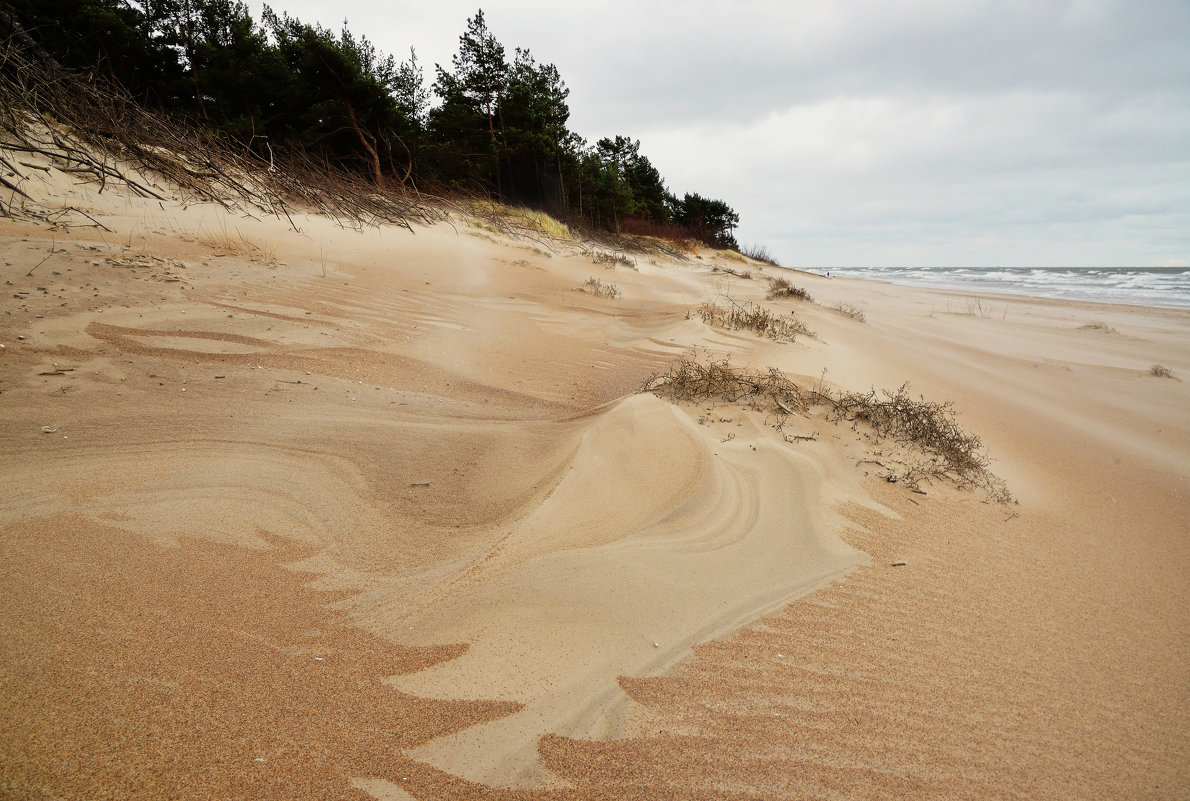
[2,157,1188,800]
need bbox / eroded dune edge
[2,155,1188,800]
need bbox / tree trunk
[180,0,208,122]
[489,92,504,197]
[556,147,566,210]
[191,62,209,122]
[344,100,382,185]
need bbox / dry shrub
[575,277,622,299]
[1150,364,1176,378]
[766,276,813,302]
[696,300,811,342]
[831,302,867,322]
[1080,321,1118,334]
[643,359,811,409]
[566,218,692,261]
[589,250,638,270]
[618,216,703,246]
[712,265,752,280]
[949,296,1001,318]
[643,358,1013,503]
[740,243,781,266]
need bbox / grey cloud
[255,0,1189,266]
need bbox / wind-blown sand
[1,156,1188,800]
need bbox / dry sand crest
[1,150,1188,799]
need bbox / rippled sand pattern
[2,159,1188,800]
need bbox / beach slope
[1,162,1187,799]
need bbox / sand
[1,147,1188,800]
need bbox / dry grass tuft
[1079,321,1118,334]
[830,302,867,322]
[766,276,813,302]
[1150,364,1176,379]
[588,250,638,270]
[695,300,812,342]
[197,221,276,262]
[524,209,571,240]
[643,358,1013,503]
[949,296,1003,319]
[574,277,622,299]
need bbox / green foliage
[4,0,186,100]
[501,48,571,206]
[5,1,747,238]
[671,192,740,249]
[177,0,278,136]
[439,8,506,133]
[263,8,417,183]
[392,49,429,127]
[427,10,509,191]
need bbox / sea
[812,266,1190,310]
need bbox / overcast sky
[249,0,1189,267]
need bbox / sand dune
[2,156,1188,799]
[382,394,865,784]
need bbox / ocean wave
[817,266,1190,309]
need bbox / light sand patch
[126,334,266,354]
[1,143,1187,801]
[384,394,866,784]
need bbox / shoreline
[793,265,1190,312]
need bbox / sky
[248,0,1190,267]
